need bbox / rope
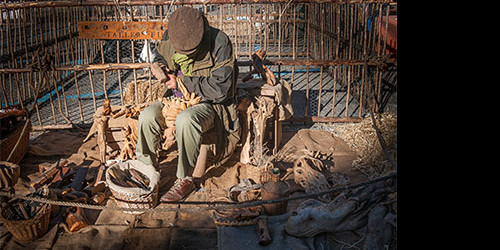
[0,172,396,213]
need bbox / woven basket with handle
[0,203,51,244]
[105,160,160,214]
[0,118,31,164]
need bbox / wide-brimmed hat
[168,7,205,55]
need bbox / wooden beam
[0,57,395,74]
[31,124,73,131]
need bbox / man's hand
[165,73,177,89]
[150,62,167,83]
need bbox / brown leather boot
[160,177,195,202]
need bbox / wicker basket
[0,203,51,244]
[0,119,31,164]
[0,161,20,189]
[105,160,160,214]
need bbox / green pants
[136,101,215,178]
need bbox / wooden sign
[78,21,168,40]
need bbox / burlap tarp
[204,128,360,202]
[1,126,363,249]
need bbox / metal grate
[0,0,397,129]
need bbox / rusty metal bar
[117,41,124,105]
[359,3,368,118]
[0,75,9,108]
[52,7,70,118]
[68,14,85,123]
[145,13,154,102]
[291,4,296,88]
[305,65,309,117]
[73,72,84,123]
[59,71,70,118]
[16,8,26,101]
[99,41,107,100]
[344,4,353,117]
[45,74,57,125]
[1,0,394,9]
[130,7,139,105]
[317,66,323,116]
[0,58,394,74]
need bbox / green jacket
[155,26,240,167]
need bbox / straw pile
[330,113,397,179]
[123,74,166,105]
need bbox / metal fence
[0,0,396,129]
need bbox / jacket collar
[191,28,215,73]
[192,47,213,73]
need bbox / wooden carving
[293,154,334,202]
[242,49,276,86]
[293,150,349,202]
[96,115,109,163]
[160,79,201,151]
[251,96,276,166]
[120,118,138,160]
[237,97,253,164]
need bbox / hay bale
[330,113,397,179]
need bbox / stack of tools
[0,187,52,243]
[83,182,108,205]
[108,166,151,191]
[26,158,110,233]
[105,160,159,214]
[30,159,70,190]
[51,188,90,233]
[1,188,49,220]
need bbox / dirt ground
[0,110,397,249]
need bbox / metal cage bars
[0,0,396,129]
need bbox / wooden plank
[78,21,167,40]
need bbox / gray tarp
[217,212,329,250]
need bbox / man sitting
[136,7,240,202]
